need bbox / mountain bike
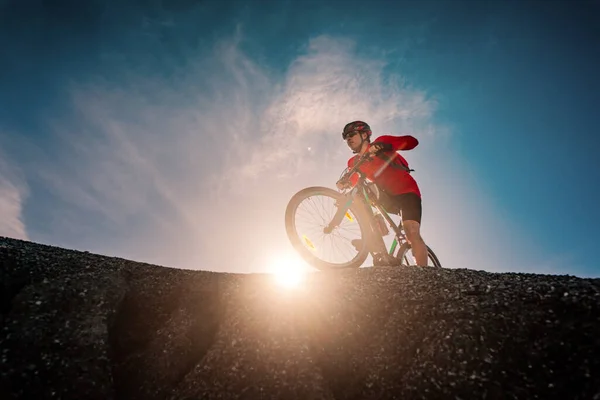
[284,151,442,270]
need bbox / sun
[267,252,310,289]
[274,265,305,288]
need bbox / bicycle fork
[323,197,354,234]
[323,190,403,258]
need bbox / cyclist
[336,120,428,267]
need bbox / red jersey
[347,135,421,197]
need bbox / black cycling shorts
[379,192,422,224]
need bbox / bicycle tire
[395,242,442,268]
[285,186,371,270]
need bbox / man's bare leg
[403,220,428,266]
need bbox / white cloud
[0,152,29,241]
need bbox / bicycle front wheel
[285,186,370,270]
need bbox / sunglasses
[342,130,360,140]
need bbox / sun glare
[268,253,310,289]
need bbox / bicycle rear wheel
[285,186,370,270]
[394,242,442,268]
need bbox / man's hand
[336,179,351,191]
[368,142,390,154]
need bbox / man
[336,120,429,267]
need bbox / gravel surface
[1,236,599,399]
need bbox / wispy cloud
[226,35,436,189]
[0,149,29,241]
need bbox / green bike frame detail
[332,181,405,257]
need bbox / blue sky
[1,0,598,277]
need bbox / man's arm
[370,135,419,152]
[336,157,359,190]
[347,157,359,186]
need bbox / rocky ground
[1,236,599,399]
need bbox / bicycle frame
[326,154,408,257]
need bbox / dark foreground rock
[1,236,599,400]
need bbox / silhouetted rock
[1,236,599,399]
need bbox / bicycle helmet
[342,121,372,140]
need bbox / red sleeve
[372,135,419,151]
